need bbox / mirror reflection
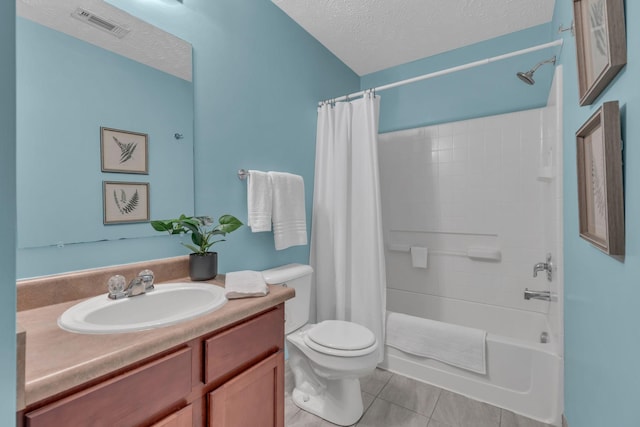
[16,1,194,266]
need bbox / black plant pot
[189,252,218,281]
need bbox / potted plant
[151,214,243,281]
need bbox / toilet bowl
[261,264,379,426]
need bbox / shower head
[516,56,557,85]
[517,70,536,85]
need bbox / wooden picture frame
[573,0,626,106]
[103,181,150,224]
[576,101,624,255]
[101,127,149,174]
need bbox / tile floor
[285,365,554,427]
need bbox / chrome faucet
[107,269,155,300]
[524,288,552,301]
[533,253,553,282]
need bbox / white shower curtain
[311,93,387,362]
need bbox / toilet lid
[306,320,376,351]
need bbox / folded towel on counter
[224,270,269,299]
[386,311,487,375]
[247,170,273,232]
[268,172,307,250]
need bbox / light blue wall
[553,2,640,427]
[16,18,195,278]
[106,0,360,273]
[14,1,359,278]
[0,0,16,422]
[361,24,554,133]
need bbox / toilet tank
[262,264,313,334]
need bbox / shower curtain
[311,93,387,362]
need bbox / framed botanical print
[101,127,149,174]
[103,181,150,224]
[576,101,624,255]
[573,0,626,106]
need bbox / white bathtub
[381,290,562,426]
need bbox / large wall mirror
[16,0,194,277]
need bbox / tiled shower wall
[379,103,561,317]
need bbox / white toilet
[262,263,379,426]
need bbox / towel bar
[237,169,249,180]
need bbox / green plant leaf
[191,232,203,247]
[181,218,200,227]
[150,220,172,232]
[180,221,199,235]
[181,243,201,253]
[216,214,243,233]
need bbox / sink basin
[58,282,227,334]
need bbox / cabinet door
[204,305,283,385]
[208,352,284,427]
[151,405,192,427]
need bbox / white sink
[58,282,227,334]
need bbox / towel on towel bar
[268,172,307,250]
[247,170,272,232]
[386,311,487,374]
[224,270,269,299]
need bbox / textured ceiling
[17,0,192,81]
[272,0,556,76]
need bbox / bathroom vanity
[15,257,294,427]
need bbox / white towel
[247,170,272,232]
[268,172,307,250]
[224,270,269,299]
[386,311,487,375]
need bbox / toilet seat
[304,320,377,357]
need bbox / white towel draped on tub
[386,311,487,375]
[268,172,307,250]
[224,270,269,299]
[247,170,272,232]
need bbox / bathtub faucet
[524,288,552,301]
[532,253,553,281]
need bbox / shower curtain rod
[320,39,563,105]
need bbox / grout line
[378,371,393,396]
[430,389,444,422]
[375,395,429,417]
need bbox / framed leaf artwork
[573,0,626,106]
[103,181,150,224]
[101,127,149,174]
[576,101,624,255]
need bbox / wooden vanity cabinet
[151,405,194,427]
[209,352,284,427]
[22,304,285,427]
[24,347,193,427]
[204,305,285,427]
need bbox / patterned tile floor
[285,365,554,427]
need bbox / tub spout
[524,288,552,301]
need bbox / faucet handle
[532,253,553,282]
[107,275,126,298]
[138,269,155,290]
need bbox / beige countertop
[17,278,294,409]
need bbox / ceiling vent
[71,8,130,39]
